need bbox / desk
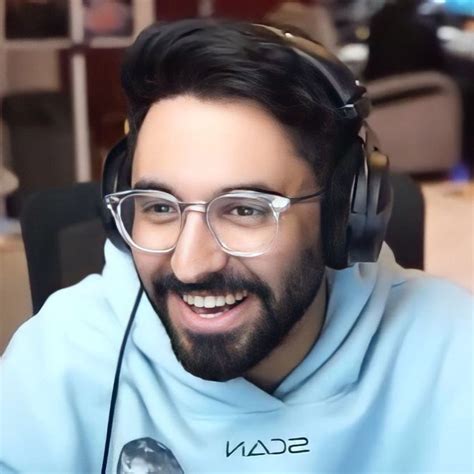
[421,180,474,292]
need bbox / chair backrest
[20,175,424,314]
[20,182,107,314]
[366,72,462,174]
[385,173,424,271]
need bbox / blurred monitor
[444,0,474,17]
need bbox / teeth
[196,312,225,319]
[215,296,226,307]
[204,296,216,308]
[194,296,204,308]
[225,294,236,305]
[181,292,248,308]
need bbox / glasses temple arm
[289,189,326,204]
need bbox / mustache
[152,271,272,300]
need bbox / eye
[229,206,264,217]
[138,199,178,216]
[211,197,273,227]
[144,203,174,214]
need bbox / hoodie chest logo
[226,437,310,458]
[117,437,184,473]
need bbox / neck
[245,274,327,393]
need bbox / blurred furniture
[439,28,474,168]
[386,173,425,272]
[0,165,18,218]
[264,1,339,52]
[20,175,424,314]
[1,1,154,187]
[20,182,106,314]
[0,232,32,354]
[337,43,368,77]
[5,0,69,39]
[366,72,462,173]
[364,0,444,81]
[1,92,75,217]
[83,48,128,179]
[212,0,280,21]
[439,27,474,61]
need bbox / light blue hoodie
[1,241,472,473]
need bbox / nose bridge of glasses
[180,202,207,215]
[175,202,224,257]
[178,202,213,239]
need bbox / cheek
[277,206,321,254]
[132,250,169,292]
[246,208,322,292]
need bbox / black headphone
[101,24,393,270]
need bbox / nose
[170,210,229,283]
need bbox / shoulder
[3,272,124,372]
[376,274,473,471]
[387,270,472,331]
[3,241,141,369]
[0,243,141,471]
[382,268,472,356]
[0,274,119,471]
[381,270,472,388]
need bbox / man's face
[132,96,325,381]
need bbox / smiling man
[131,96,326,388]
[1,19,472,474]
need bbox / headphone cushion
[322,140,363,269]
[101,137,131,252]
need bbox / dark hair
[121,18,361,186]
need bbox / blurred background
[1,0,473,352]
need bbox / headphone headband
[253,24,371,120]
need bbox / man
[1,19,472,473]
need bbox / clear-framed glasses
[104,188,325,257]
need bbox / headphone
[101,23,393,270]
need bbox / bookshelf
[0,0,155,183]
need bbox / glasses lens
[119,194,181,251]
[208,196,277,254]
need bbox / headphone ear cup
[101,137,131,252]
[322,139,364,269]
[347,149,392,264]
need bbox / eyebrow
[133,179,178,196]
[133,179,284,199]
[220,183,284,196]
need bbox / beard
[144,245,325,382]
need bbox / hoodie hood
[101,240,405,414]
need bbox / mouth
[167,290,253,333]
[181,290,249,318]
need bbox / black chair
[385,174,425,272]
[21,182,107,314]
[20,175,424,314]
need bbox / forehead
[132,96,316,199]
